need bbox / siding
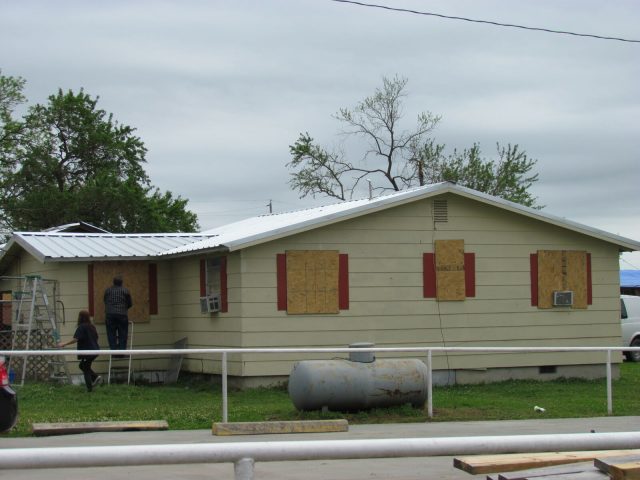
[225,194,622,376]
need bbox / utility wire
[332,0,640,44]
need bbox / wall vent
[433,199,448,223]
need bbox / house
[1,182,639,386]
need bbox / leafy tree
[0,83,198,233]
[416,141,541,208]
[288,75,541,207]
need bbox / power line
[331,0,640,44]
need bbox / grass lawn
[4,362,639,437]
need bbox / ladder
[10,275,70,386]
[107,321,134,385]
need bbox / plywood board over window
[536,250,589,309]
[286,250,339,314]
[90,261,150,323]
[435,239,466,301]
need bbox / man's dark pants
[105,313,129,351]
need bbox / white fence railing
[2,431,640,479]
[2,345,638,421]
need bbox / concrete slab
[0,416,638,480]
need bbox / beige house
[1,182,639,385]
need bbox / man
[103,276,133,355]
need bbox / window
[423,240,475,300]
[530,250,591,309]
[88,261,154,322]
[276,250,349,314]
[199,257,228,313]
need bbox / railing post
[234,457,255,480]
[606,349,612,415]
[427,349,433,418]
[222,351,228,423]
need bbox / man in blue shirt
[103,276,133,356]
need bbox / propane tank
[288,347,427,412]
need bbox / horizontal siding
[221,194,623,377]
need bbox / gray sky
[2,0,639,267]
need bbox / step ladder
[9,275,70,386]
[107,321,134,385]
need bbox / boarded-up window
[423,240,475,301]
[276,251,348,314]
[89,261,150,323]
[532,250,591,309]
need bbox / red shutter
[586,253,592,305]
[220,256,228,312]
[423,253,437,298]
[148,263,158,315]
[530,253,538,306]
[199,259,206,297]
[339,253,349,310]
[276,253,287,310]
[88,264,95,316]
[464,253,476,297]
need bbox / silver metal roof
[1,183,638,266]
[9,233,217,262]
[163,182,640,255]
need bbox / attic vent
[433,199,448,223]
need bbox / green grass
[5,363,640,437]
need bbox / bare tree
[288,76,440,200]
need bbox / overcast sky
[2,1,639,267]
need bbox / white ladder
[10,275,70,385]
[107,321,134,385]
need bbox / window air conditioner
[200,294,221,313]
[552,290,574,307]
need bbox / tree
[416,141,541,208]
[0,83,199,233]
[287,75,541,207]
[288,75,441,200]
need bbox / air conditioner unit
[200,294,221,313]
[552,290,574,307]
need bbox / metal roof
[1,182,639,265]
[6,232,217,263]
[161,182,640,255]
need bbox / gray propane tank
[288,345,428,412]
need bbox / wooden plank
[211,419,348,436]
[286,251,339,314]
[435,239,465,301]
[454,450,640,475]
[537,250,563,309]
[32,420,168,436]
[566,251,587,309]
[594,455,640,480]
[93,261,149,323]
[497,462,599,479]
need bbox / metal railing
[1,431,640,479]
[2,345,638,421]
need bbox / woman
[58,310,101,392]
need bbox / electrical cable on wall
[431,204,452,384]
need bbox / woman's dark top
[73,323,99,359]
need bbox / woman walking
[58,310,102,392]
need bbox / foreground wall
[227,194,621,382]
